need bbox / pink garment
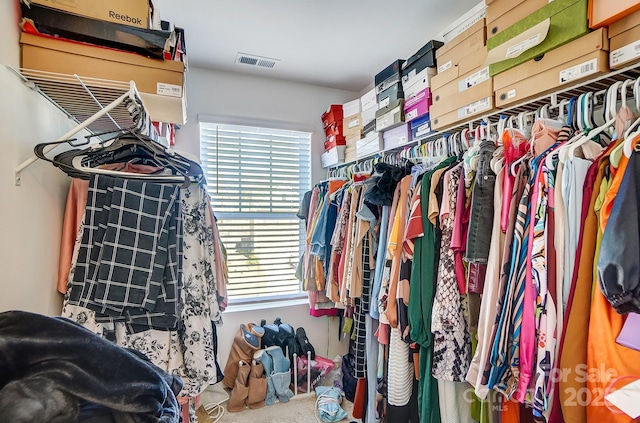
[516,164,544,403]
[451,175,469,295]
[57,178,90,294]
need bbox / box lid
[375,60,405,86]
[404,40,445,68]
[486,0,588,76]
[436,19,486,59]
[609,8,640,38]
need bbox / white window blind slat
[200,122,311,302]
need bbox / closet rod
[14,81,140,186]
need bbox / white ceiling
[152,0,481,93]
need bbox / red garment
[451,176,469,294]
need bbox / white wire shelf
[10,67,154,139]
[329,61,640,169]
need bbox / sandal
[295,327,315,360]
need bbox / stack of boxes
[323,0,640,167]
[430,15,492,131]
[375,41,441,150]
[610,9,640,70]
[487,0,608,108]
[343,99,362,162]
[320,104,345,168]
[402,41,440,141]
[356,88,382,159]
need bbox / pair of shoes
[223,324,263,389]
[295,327,316,360]
[227,360,268,412]
[260,346,293,405]
[261,318,302,365]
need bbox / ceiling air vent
[235,53,279,69]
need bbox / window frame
[198,115,313,305]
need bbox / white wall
[0,1,87,315]
[177,67,358,366]
[176,67,359,184]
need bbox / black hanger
[34,130,203,188]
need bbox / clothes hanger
[567,81,621,160]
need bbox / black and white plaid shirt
[67,174,182,331]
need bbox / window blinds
[200,123,311,301]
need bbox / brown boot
[223,325,262,388]
[227,361,250,412]
[246,361,267,409]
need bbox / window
[199,122,311,302]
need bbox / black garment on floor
[0,311,182,423]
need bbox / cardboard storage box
[404,88,432,122]
[410,114,433,140]
[343,113,363,139]
[431,96,495,131]
[382,123,411,149]
[375,99,405,132]
[343,99,361,118]
[375,60,405,94]
[487,0,589,76]
[360,88,377,111]
[325,121,342,137]
[29,0,150,28]
[321,146,346,168]
[362,106,377,126]
[494,28,609,107]
[486,0,549,38]
[442,3,486,43]
[357,132,383,158]
[436,19,486,64]
[20,33,184,95]
[322,105,343,128]
[589,0,640,29]
[432,48,488,90]
[402,66,436,99]
[431,67,492,114]
[610,9,640,69]
[345,147,357,163]
[363,120,377,137]
[377,82,404,108]
[324,134,346,151]
[402,40,443,83]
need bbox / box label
[559,58,598,84]
[458,97,491,118]
[459,67,489,92]
[402,69,418,85]
[157,83,183,98]
[507,89,517,99]
[378,119,389,130]
[610,40,640,67]
[348,119,360,129]
[505,33,541,58]
[415,123,432,137]
[438,61,452,74]
[379,97,390,109]
[406,108,419,121]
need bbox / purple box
[404,88,432,123]
[382,123,411,149]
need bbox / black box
[376,82,404,107]
[21,2,171,60]
[405,40,444,68]
[363,119,377,136]
[402,40,443,84]
[374,59,405,94]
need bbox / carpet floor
[217,393,358,423]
